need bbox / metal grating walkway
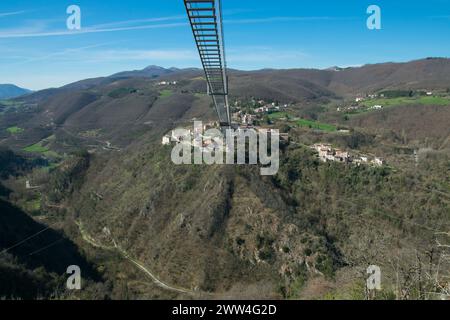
[184,0,231,127]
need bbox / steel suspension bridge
[183,0,231,128]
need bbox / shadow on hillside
[0,199,99,279]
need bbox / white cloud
[0,22,188,38]
[0,19,50,35]
[0,14,357,39]
[7,47,198,65]
[8,45,304,65]
[91,15,186,29]
[8,42,119,66]
[0,11,27,18]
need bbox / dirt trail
[76,220,213,297]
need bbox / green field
[364,96,450,108]
[296,119,337,132]
[267,111,336,132]
[108,87,137,99]
[159,89,173,98]
[27,197,41,212]
[6,126,24,134]
[268,111,290,120]
[23,136,61,158]
[23,142,49,153]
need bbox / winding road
[75,220,210,297]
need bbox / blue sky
[1,0,450,90]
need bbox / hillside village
[162,120,289,152]
[231,99,289,126]
[157,80,177,86]
[161,94,388,168]
[160,98,294,150]
[162,121,223,151]
[337,93,387,113]
[312,143,385,167]
[161,122,384,168]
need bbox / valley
[0,59,449,300]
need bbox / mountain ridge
[0,84,32,100]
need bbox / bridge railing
[184,0,231,127]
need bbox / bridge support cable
[184,0,231,127]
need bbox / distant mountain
[109,65,182,79]
[54,66,195,91]
[0,84,32,99]
[69,57,450,99]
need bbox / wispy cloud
[4,47,199,65]
[0,20,50,36]
[8,42,120,66]
[0,14,356,39]
[225,16,356,24]
[0,14,186,39]
[92,15,186,29]
[0,10,27,18]
[30,45,306,65]
[6,45,306,66]
[0,21,188,39]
